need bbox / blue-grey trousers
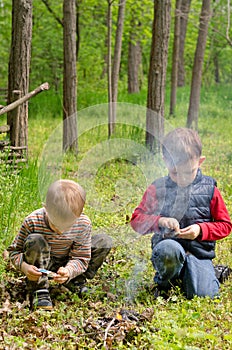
[151,237,219,299]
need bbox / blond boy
[8,180,112,309]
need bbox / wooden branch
[8,145,27,150]
[0,82,50,116]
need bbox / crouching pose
[131,128,232,299]
[8,179,112,310]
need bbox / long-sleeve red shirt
[131,183,232,242]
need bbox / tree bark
[146,0,171,153]
[63,0,78,152]
[128,29,142,94]
[170,0,182,116]
[178,0,192,87]
[107,0,113,137]
[110,0,126,136]
[187,0,211,130]
[7,0,32,148]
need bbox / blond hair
[162,128,202,168]
[45,180,86,229]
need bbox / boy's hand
[21,261,42,281]
[54,267,70,284]
[179,224,201,240]
[158,217,180,232]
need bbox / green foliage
[0,160,41,247]
[0,0,11,87]
[1,0,231,94]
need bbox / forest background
[0,0,232,349]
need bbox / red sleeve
[198,187,232,241]
[130,184,161,235]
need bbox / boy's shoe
[214,265,231,283]
[66,280,89,298]
[152,284,169,300]
[79,285,89,297]
[32,289,53,310]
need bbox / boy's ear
[199,156,206,166]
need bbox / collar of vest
[167,168,202,188]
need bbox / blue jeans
[151,237,219,299]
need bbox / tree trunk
[178,0,192,87]
[7,0,32,148]
[213,52,220,83]
[128,29,142,94]
[107,0,113,137]
[187,0,211,130]
[170,0,182,116]
[110,0,126,136]
[63,0,78,152]
[76,0,80,60]
[146,0,171,153]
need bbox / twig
[103,317,115,348]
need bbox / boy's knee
[24,234,48,249]
[91,233,113,250]
[23,234,50,266]
[152,239,184,256]
[151,239,185,269]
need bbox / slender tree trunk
[211,0,220,84]
[146,0,171,153]
[63,0,77,152]
[107,0,113,137]
[128,29,142,94]
[76,0,80,60]
[178,0,192,87]
[110,0,126,136]
[7,0,32,148]
[187,0,211,130]
[170,0,182,116]
[213,53,220,83]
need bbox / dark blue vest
[152,169,216,259]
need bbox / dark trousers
[23,233,113,293]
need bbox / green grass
[0,84,232,349]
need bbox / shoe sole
[33,305,53,311]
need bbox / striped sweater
[8,208,92,280]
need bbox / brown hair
[162,128,202,167]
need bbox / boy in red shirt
[131,128,232,299]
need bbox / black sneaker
[78,285,89,297]
[32,289,53,310]
[214,265,231,283]
[152,284,169,300]
[65,280,90,297]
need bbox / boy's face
[165,156,205,187]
